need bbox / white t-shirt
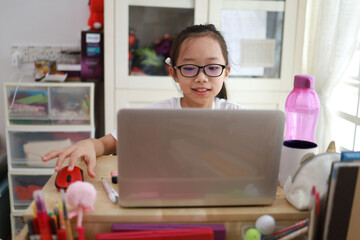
[111,97,245,140]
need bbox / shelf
[4,81,95,237]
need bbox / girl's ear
[224,65,231,79]
[169,67,179,82]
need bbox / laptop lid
[117,109,285,207]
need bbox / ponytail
[216,82,228,100]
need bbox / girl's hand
[41,139,97,178]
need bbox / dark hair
[170,24,228,100]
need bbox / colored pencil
[278,226,308,240]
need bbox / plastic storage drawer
[9,174,51,211]
[50,86,91,124]
[6,86,49,123]
[7,130,91,168]
[11,212,26,238]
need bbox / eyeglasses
[173,64,227,78]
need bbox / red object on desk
[95,228,214,240]
[32,218,40,234]
[56,228,67,240]
[77,226,86,240]
[55,166,84,191]
[34,191,52,240]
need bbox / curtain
[301,0,360,152]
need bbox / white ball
[255,215,276,235]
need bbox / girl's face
[170,36,230,108]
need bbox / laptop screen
[117,109,285,207]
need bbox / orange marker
[57,201,67,240]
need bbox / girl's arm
[41,134,117,178]
[91,134,117,156]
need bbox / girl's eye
[183,66,196,71]
[207,65,220,71]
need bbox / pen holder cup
[241,225,307,240]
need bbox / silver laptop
[117,109,285,207]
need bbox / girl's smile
[192,87,211,96]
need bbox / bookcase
[104,0,307,133]
[3,82,95,237]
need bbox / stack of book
[321,151,360,240]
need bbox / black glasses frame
[173,64,227,78]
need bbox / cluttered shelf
[5,82,93,126]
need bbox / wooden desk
[23,156,309,240]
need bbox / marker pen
[50,216,58,240]
[32,218,39,235]
[57,201,67,240]
[33,190,52,240]
[27,219,40,240]
[31,201,40,235]
[61,189,73,240]
[111,171,118,184]
[76,226,85,240]
[63,200,73,240]
[101,177,118,203]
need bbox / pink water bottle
[284,75,320,143]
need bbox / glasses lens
[181,65,198,77]
[204,65,223,77]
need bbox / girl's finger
[55,146,77,171]
[85,154,97,178]
[41,148,66,162]
[68,149,86,171]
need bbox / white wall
[0,0,90,151]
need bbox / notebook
[117,109,285,207]
[96,228,214,240]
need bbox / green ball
[231,189,242,197]
[244,228,261,240]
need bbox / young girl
[42,24,245,177]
